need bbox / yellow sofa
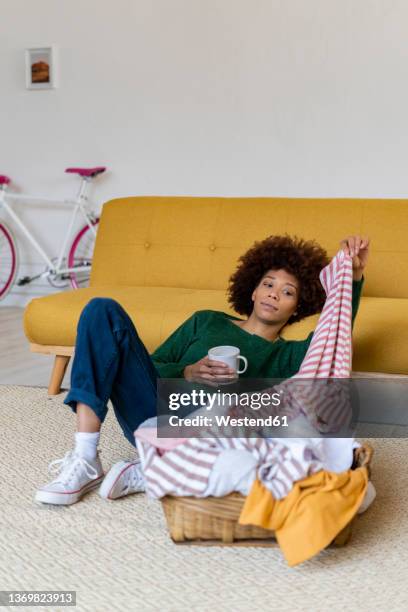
[24,196,408,393]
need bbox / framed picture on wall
[25,46,57,89]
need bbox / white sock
[74,431,100,461]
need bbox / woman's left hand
[339,235,370,281]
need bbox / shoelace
[48,450,99,485]
[123,461,145,494]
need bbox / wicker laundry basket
[161,443,373,546]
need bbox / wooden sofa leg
[48,355,71,395]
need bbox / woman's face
[251,268,300,325]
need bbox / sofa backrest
[91,196,408,298]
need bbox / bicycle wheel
[68,218,99,289]
[0,221,18,300]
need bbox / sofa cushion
[24,287,408,374]
[24,286,236,352]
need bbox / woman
[35,233,370,505]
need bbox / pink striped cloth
[135,250,355,499]
[299,248,353,378]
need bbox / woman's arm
[339,234,370,282]
[151,310,236,382]
[341,233,369,329]
[150,313,199,378]
[351,276,364,329]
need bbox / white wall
[1,0,408,305]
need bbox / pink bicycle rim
[0,223,17,298]
[68,219,99,289]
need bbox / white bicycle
[0,166,107,300]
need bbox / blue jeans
[64,298,159,448]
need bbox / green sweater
[151,278,364,379]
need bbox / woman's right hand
[183,357,236,384]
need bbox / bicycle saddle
[65,167,106,178]
[0,175,11,185]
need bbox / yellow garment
[239,468,369,567]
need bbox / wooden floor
[0,307,72,387]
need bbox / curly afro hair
[227,234,330,325]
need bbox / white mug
[208,345,248,380]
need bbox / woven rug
[1,385,408,612]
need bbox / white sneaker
[35,450,104,505]
[99,459,145,500]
